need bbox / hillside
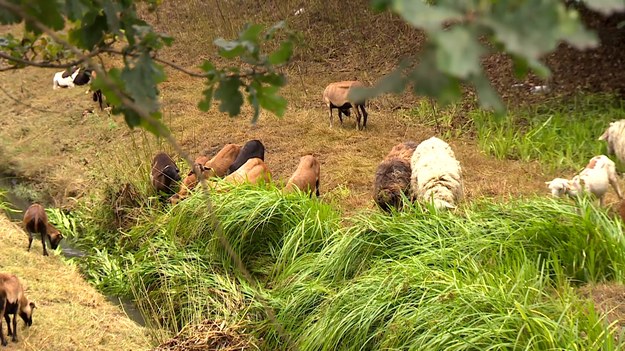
[0,214,150,350]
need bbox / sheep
[72,68,94,86]
[323,81,368,130]
[599,120,625,165]
[0,273,35,346]
[228,140,265,174]
[23,203,64,256]
[545,177,575,198]
[52,67,80,89]
[223,158,271,186]
[205,144,242,178]
[284,155,321,197]
[568,155,622,207]
[410,137,464,210]
[373,141,418,212]
[151,152,181,195]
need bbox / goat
[284,155,321,197]
[52,67,80,89]
[23,204,63,256]
[410,137,464,210]
[568,155,622,207]
[228,140,265,174]
[322,81,368,130]
[224,158,271,186]
[373,141,418,212]
[0,273,35,346]
[151,152,181,195]
[599,120,625,165]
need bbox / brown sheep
[373,141,418,213]
[284,155,321,197]
[23,204,63,256]
[0,273,35,346]
[323,81,368,130]
[228,140,264,174]
[223,158,271,186]
[151,152,181,195]
[205,144,242,177]
[169,145,242,204]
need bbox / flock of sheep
[1,70,623,347]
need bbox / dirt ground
[0,214,151,351]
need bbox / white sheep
[52,67,80,90]
[546,155,622,207]
[410,137,464,210]
[599,120,625,165]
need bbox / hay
[153,319,257,351]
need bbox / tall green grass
[471,94,625,171]
[67,183,625,349]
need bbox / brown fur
[224,158,271,186]
[322,81,369,130]
[0,273,35,346]
[373,158,412,213]
[23,204,63,256]
[284,155,321,197]
[228,140,265,174]
[205,144,242,177]
[169,145,242,204]
[151,152,181,195]
[386,141,418,163]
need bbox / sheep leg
[328,106,333,128]
[338,109,344,125]
[359,104,368,129]
[0,297,6,347]
[41,233,48,256]
[354,106,362,130]
[27,232,33,252]
[10,315,16,342]
[4,314,10,338]
[315,178,320,197]
[609,174,623,199]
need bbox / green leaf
[65,0,90,21]
[240,23,264,44]
[214,38,245,59]
[24,0,65,32]
[391,0,462,31]
[471,75,505,113]
[268,40,293,65]
[433,27,484,78]
[257,85,287,117]
[583,0,625,15]
[247,83,261,123]
[69,13,107,49]
[198,86,214,112]
[214,77,243,116]
[103,0,121,34]
[257,73,287,87]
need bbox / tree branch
[0,49,103,70]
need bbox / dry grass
[0,214,151,350]
[152,319,257,351]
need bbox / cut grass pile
[63,182,625,350]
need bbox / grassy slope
[0,214,151,351]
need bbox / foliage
[470,94,625,171]
[352,0,624,113]
[67,183,625,348]
[0,0,296,133]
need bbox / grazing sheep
[151,152,181,195]
[284,155,321,197]
[0,273,35,346]
[568,155,622,207]
[323,81,368,130]
[410,137,464,210]
[72,68,94,86]
[228,140,265,174]
[373,141,418,212]
[52,67,80,89]
[23,204,63,256]
[545,177,575,198]
[224,158,271,186]
[205,144,242,178]
[599,120,625,165]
